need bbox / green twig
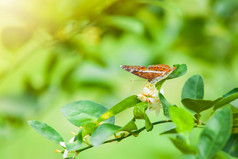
[74,120,172,157]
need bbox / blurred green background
[0,0,237,158]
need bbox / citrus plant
[29,64,238,159]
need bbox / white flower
[69,137,75,143]
[61,137,75,158]
[63,150,68,159]
[59,142,68,158]
[137,83,163,115]
[60,142,66,148]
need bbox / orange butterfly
[120,64,176,83]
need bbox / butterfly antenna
[129,79,145,82]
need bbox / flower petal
[63,150,68,158]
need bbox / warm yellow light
[0,0,24,12]
[0,0,14,7]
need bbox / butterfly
[120,64,176,83]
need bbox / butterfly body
[120,64,176,83]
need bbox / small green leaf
[170,135,197,154]
[160,127,177,135]
[82,122,97,137]
[133,102,149,119]
[28,120,64,145]
[198,106,232,159]
[214,90,238,110]
[133,102,152,131]
[166,64,187,80]
[182,98,221,113]
[223,134,238,157]
[66,141,82,151]
[91,123,121,147]
[144,113,153,131]
[66,130,83,151]
[61,100,114,127]
[97,95,141,123]
[223,88,238,97]
[194,113,201,124]
[182,75,204,100]
[120,118,137,131]
[215,151,234,159]
[159,93,173,117]
[169,107,194,133]
[155,80,165,92]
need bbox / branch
[75,120,172,155]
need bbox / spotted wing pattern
[120,65,149,80]
[148,64,171,71]
[120,64,176,83]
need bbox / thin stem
[75,120,172,154]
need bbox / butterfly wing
[147,64,177,82]
[120,65,146,72]
[120,64,177,83]
[148,64,171,71]
[120,65,150,79]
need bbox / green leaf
[159,93,173,117]
[223,134,238,157]
[223,88,238,97]
[182,98,221,113]
[169,107,194,133]
[61,100,114,127]
[133,102,153,131]
[82,122,97,137]
[166,64,187,80]
[160,127,177,135]
[215,151,234,159]
[214,90,238,110]
[120,118,137,131]
[97,95,141,123]
[28,120,64,145]
[144,113,153,131]
[155,64,187,90]
[66,140,82,151]
[180,155,198,159]
[198,106,232,159]
[170,135,197,154]
[66,130,83,151]
[91,123,121,147]
[155,80,165,92]
[133,102,149,119]
[182,74,204,100]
